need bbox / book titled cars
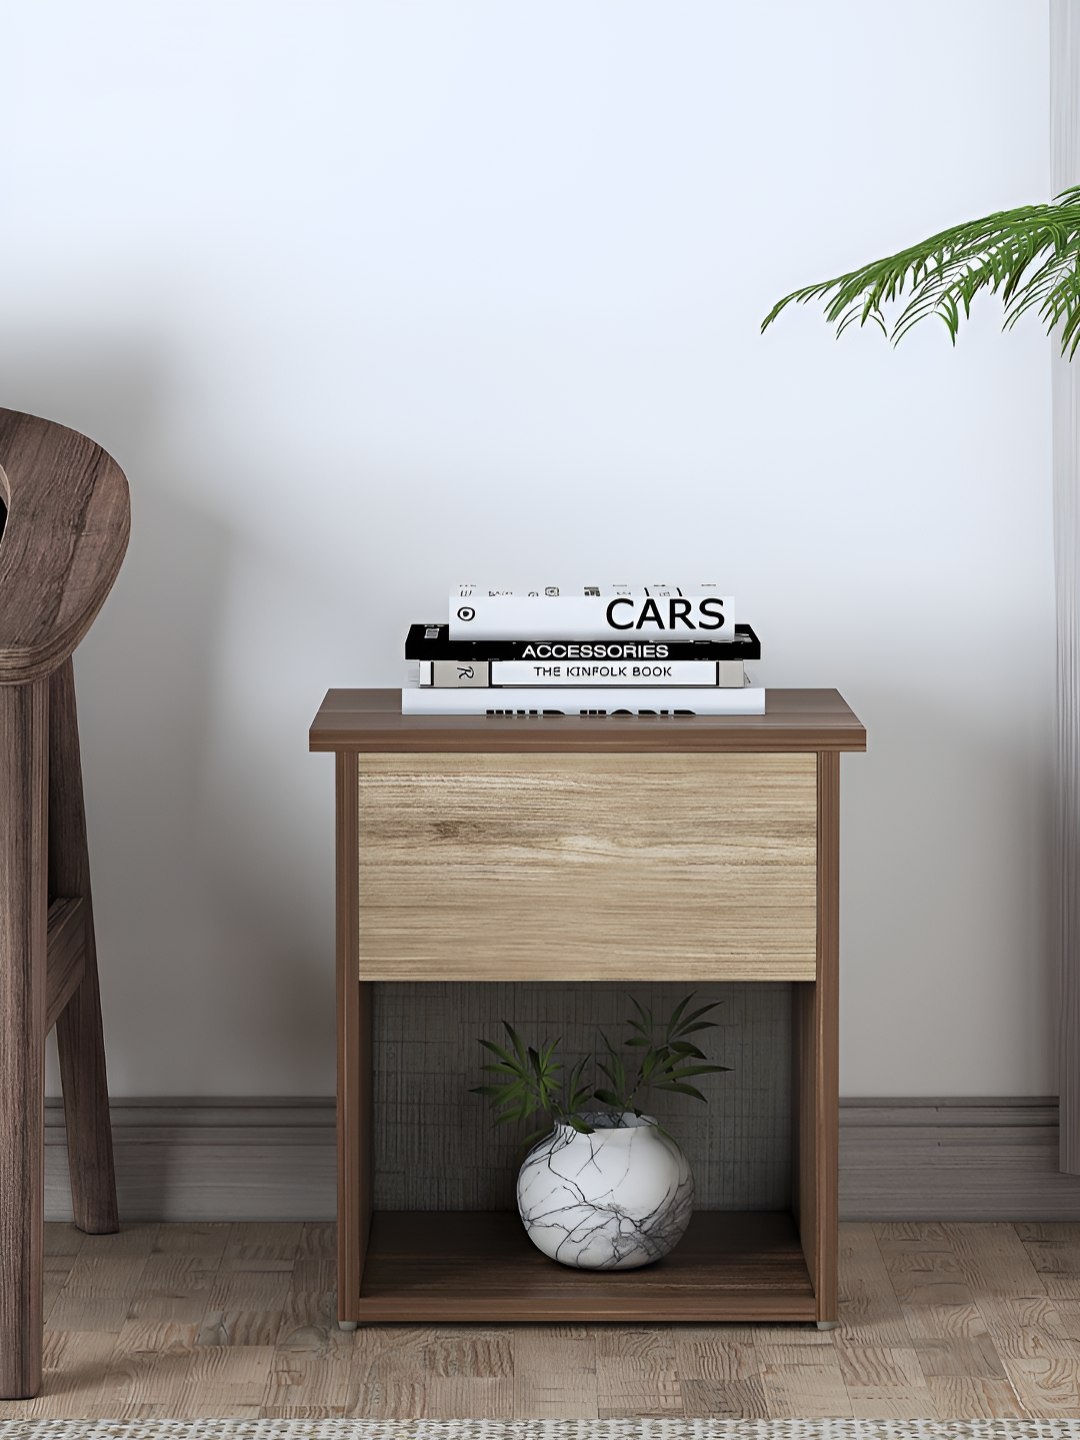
[451,583,736,641]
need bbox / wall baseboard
[840,1098,1080,1221]
[43,1096,1080,1223]
[45,1100,337,1223]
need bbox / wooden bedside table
[309,687,865,1328]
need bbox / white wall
[3,1,1053,1098]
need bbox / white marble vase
[516,1112,693,1270]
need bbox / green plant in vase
[472,994,730,1271]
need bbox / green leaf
[628,996,654,1033]
[657,1081,708,1103]
[504,1023,528,1066]
[479,1060,525,1078]
[593,1088,622,1108]
[667,994,693,1034]
[478,1038,519,1067]
[678,1001,721,1028]
[762,189,1080,351]
[566,1057,592,1114]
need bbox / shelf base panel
[350,1209,817,1323]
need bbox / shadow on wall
[0,334,341,1098]
[836,677,1057,1094]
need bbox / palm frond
[762,185,1080,355]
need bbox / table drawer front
[357,753,817,981]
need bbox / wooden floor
[5,1221,1080,1419]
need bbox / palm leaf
[762,185,1080,354]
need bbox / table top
[309,688,866,754]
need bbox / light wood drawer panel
[357,753,817,981]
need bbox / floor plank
[126,1255,218,1325]
[949,1223,1049,1300]
[1018,1221,1080,1299]
[262,1349,359,1415]
[837,1223,913,1348]
[197,1266,293,1348]
[594,1328,682,1418]
[680,1376,770,1418]
[172,1346,275,1417]
[96,1322,196,1420]
[924,1375,1028,1419]
[836,1345,935,1419]
[758,1341,853,1419]
[512,1332,597,1419]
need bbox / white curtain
[1051,0,1080,1173]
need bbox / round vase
[515,1111,693,1270]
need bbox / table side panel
[356,753,817,981]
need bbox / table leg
[794,749,840,1324]
[337,753,371,1324]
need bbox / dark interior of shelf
[371,981,792,1214]
[356,1209,816,1322]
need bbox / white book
[414,659,747,688]
[450,584,735,641]
[401,684,766,717]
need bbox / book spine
[449,592,735,641]
[420,659,746,688]
[454,583,727,599]
[406,624,760,661]
[401,685,766,716]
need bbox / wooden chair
[0,407,129,1399]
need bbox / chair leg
[49,660,119,1235]
[0,680,49,1400]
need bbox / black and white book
[406,622,761,661]
[401,683,765,717]
[411,658,747,688]
[450,584,735,640]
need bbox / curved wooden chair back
[0,408,129,1400]
[0,407,130,684]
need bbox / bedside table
[310,687,865,1327]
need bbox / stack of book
[401,585,766,716]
